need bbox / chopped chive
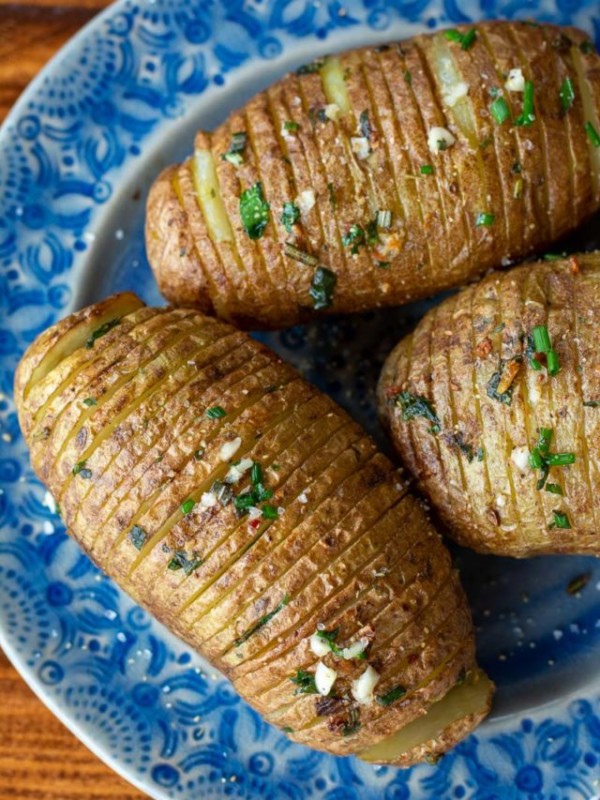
[205,405,227,419]
[529,450,543,469]
[291,669,317,694]
[546,453,576,466]
[167,550,202,574]
[365,219,379,246]
[83,397,97,407]
[545,483,563,495]
[549,510,571,529]
[376,209,392,229]
[280,201,301,233]
[376,684,407,706]
[444,29,463,43]
[491,96,510,125]
[240,182,270,239]
[460,28,477,49]
[529,357,542,371]
[250,462,262,485]
[532,325,551,353]
[181,498,196,515]
[420,164,434,175]
[404,69,412,85]
[283,120,300,132]
[583,400,600,408]
[476,212,495,227]
[284,242,318,266]
[515,80,535,127]
[222,131,247,165]
[234,594,289,646]
[193,448,204,461]
[559,77,575,113]
[262,504,279,520]
[342,224,365,254]
[309,266,336,310]
[585,121,600,148]
[234,492,257,515]
[85,318,120,349]
[543,253,567,261]
[536,427,553,456]
[547,349,560,376]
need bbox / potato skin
[378,253,600,557]
[15,294,492,764]
[145,21,600,329]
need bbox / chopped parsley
[342,224,366,254]
[476,212,495,227]
[85,318,120,349]
[291,669,317,694]
[234,594,290,646]
[82,397,97,407]
[309,266,336,310]
[181,498,196,515]
[283,120,300,132]
[222,131,247,165]
[420,164,434,175]
[205,405,227,419]
[72,460,92,479]
[315,628,344,657]
[394,391,441,434]
[549,510,571,530]
[167,550,203,575]
[530,324,559,376]
[281,201,301,233]
[129,525,148,550]
[545,483,563,495]
[515,80,536,127]
[444,28,477,49]
[365,219,379,246]
[585,121,600,148]
[486,368,514,405]
[376,684,407,707]
[559,77,575,113]
[529,427,575,490]
[262,504,279,520]
[240,182,270,239]
[491,96,510,125]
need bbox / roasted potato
[15,293,493,766]
[145,21,600,329]
[378,253,600,558]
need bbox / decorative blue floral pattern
[1,0,600,797]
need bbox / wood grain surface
[0,2,146,797]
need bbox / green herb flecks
[181,498,196,515]
[583,400,600,408]
[315,628,344,657]
[529,427,575,491]
[549,510,571,529]
[310,266,337,310]
[376,684,407,707]
[240,182,270,239]
[234,594,290,647]
[72,460,92,479]
[222,131,247,165]
[515,80,536,127]
[530,324,560,376]
[559,77,575,113]
[296,59,325,75]
[82,397,97,407]
[486,368,514,406]
[129,525,148,550]
[283,120,300,133]
[394,391,441,434]
[205,405,227,419]
[167,550,203,575]
[444,28,477,49]
[585,121,600,148]
[420,164,434,175]
[281,201,301,233]
[476,212,495,227]
[85,318,120,349]
[342,224,366,254]
[291,669,318,695]
[491,96,510,125]
[359,110,373,140]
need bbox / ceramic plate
[1,1,600,797]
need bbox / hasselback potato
[146,21,600,329]
[378,252,600,558]
[15,293,493,765]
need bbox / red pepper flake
[569,255,580,275]
[249,518,262,531]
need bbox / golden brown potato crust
[145,21,600,328]
[378,253,600,557]
[15,293,491,764]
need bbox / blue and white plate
[1,1,600,797]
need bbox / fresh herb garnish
[283,120,300,133]
[420,164,434,175]
[491,96,510,125]
[543,253,567,262]
[376,684,407,707]
[545,483,563,495]
[234,594,290,646]
[515,80,536,127]
[72,460,92,479]
[583,400,600,408]
[531,324,559,376]
[365,219,379,246]
[585,121,600,148]
[529,427,575,490]
[167,550,203,574]
[210,479,234,506]
[129,525,148,550]
[240,182,270,239]
[85,318,120,349]
[262,504,279,520]
[205,405,227,419]
[580,40,595,54]
[222,131,247,165]
[281,201,301,233]
[193,448,205,461]
[476,212,495,227]
[359,110,373,140]
[296,59,325,75]
[315,628,344,657]
[559,77,575,113]
[486,368,514,405]
[394,391,441,434]
[309,266,337,310]
[181,498,196,515]
[342,224,366,254]
[83,397,97,407]
[549,510,571,529]
[444,28,477,49]
[291,669,318,694]
[404,69,412,85]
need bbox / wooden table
[0,2,145,796]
